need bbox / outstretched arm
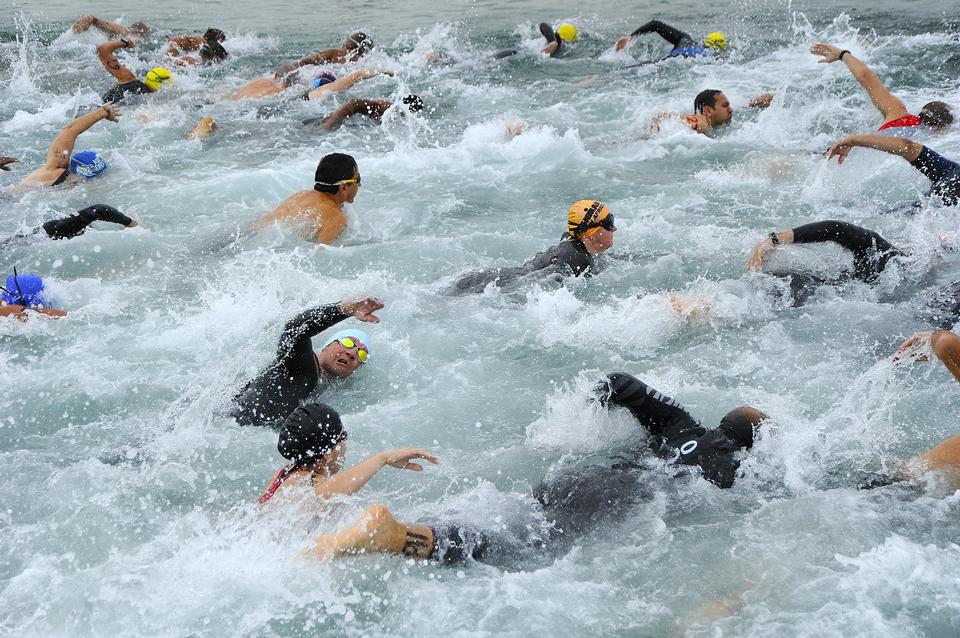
[74,15,129,37]
[0,156,16,171]
[308,68,393,100]
[278,48,341,74]
[810,44,908,122]
[601,373,703,442]
[826,134,923,165]
[312,449,439,499]
[44,103,120,170]
[894,330,960,384]
[96,39,139,83]
[617,19,690,51]
[317,99,389,130]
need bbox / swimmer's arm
[45,104,119,170]
[96,39,139,83]
[931,330,960,383]
[747,229,795,271]
[321,68,394,95]
[275,303,350,362]
[0,305,66,320]
[279,49,339,74]
[811,44,908,121]
[308,211,347,244]
[78,16,129,37]
[826,134,923,165]
[317,99,386,130]
[312,449,439,499]
[167,35,201,53]
[541,41,560,56]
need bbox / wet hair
[716,406,768,449]
[314,153,358,193]
[918,101,953,129]
[345,32,373,56]
[204,28,226,43]
[402,94,424,112]
[277,404,346,469]
[199,40,228,63]
[694,89,723,114]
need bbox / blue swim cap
[324,328,370,351]
[311,71,337,89]
[69,151,109,179]
[1,273,47,307]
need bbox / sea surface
[2,1,960,636]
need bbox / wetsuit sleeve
[275,304,350,374]
[629,20,691,47]
[910,146,960,205]
[601,373,705,444]
[42,204,132,239]
[791,220,899,281]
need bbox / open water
[2,1,960,636]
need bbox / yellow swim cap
[567,199,611,239]
[143,67,173,91]
[556,23,578,42]
[704,32,727,49]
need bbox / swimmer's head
[717,406,769,449]
[203,28,226,44]
[277,403,347,471]
[694,89,732,125]
[402,94,424,113]
[69,150,108,179]
[345,32,374,57]
[567,199,616,253]
[703,32,728,50]
[1,272,48,308]
[317,329,369,378]
[143,67,173,91]
[918,101,953,129]
[556,24,578,42]
[199,41,228,63]
[130,22,151,37]
[314,152,360,201]
[311,70,337,89]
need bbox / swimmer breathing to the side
[17,104,120,189]
[0,271,66,320]
[493,22,577,59]
[304,95,423,131]
[96,38,173,103]
[615,19,727,60]
[651,89,773,136]
[277,32,374,75]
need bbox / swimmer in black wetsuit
[614,20,727,59]
[96,39,172,104]
[827,134,960,207]
[446,199,616,296]
[1,205,138,249]
[230,296,382,428]
[493,21,577,59]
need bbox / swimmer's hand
[614,36,632,51]
[810,43,843,64]
[0,156,17,171]
[379,448,440,472]
[339,296,384,323]
[126,219,139,228]
[892,331,933,363]
[747,237,775,271]
[101,103,121,122]
[826,136,855,164]
[749,93,774,109]
[120,37,139,48]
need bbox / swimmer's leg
[931,330,960,384]
[187,115,218,140]
[42,204,132,239]
[309,504,435,560]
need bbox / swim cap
[324,328,370,351]
[311,71,337,89]
[567,199,611,239]
[277,404,346,467]
[402,94,424,112]
[143,67,173,91]
[556,24,578,42]
[704,32,727,49]
[69,151,108,178]
[1,273,47,307]
[717,407,766,449]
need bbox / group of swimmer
[5,15,960,570]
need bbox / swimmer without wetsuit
[231,304,349,428]
[1,205,132,248]
[910,146,960,206]
[448,238,595,295]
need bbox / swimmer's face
[706,92,733,125]
[316,336,366,378]
[342,167,361,204]
[582,225,615,255]
[323,441,347,474]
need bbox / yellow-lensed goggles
[337,337,368,363]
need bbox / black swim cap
[277,403,346,467]
[402,94,424,112]
[717,407,766,449]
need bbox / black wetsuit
[630,20,696,50]
[231,304,349,428]
[447,238,595,295]
[102,80,153,104]
[1,205,132,248]
[493,22,562,59]
[911,146,960,206]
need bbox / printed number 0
[680,440,698,455]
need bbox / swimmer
[230,67,392,102]
[277,32,374,74]
[96,39,173,103]
[1,204,137,249]
[17,103,120,189]
[893,330,960,383]
[230,295,382,428]
[826,134,960,206]
[493,21,577,59]
[0,271,66,320]
[615,19,727,60]
[447,199,616,295]
[652,89,773,136]
[810,44,953,132]
[187,116,218,140]
[166,27,228,61]
[0,157,16,171]
[304,95,423,130]
[249,152,360,244]
[71,15,150,37]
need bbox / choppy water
[2,1,960,636]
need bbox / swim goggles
[315,176,361,187]
[578,213,616,234]
[336,337,368,364]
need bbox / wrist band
[768,232,780,245]
[839,49,850,61]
